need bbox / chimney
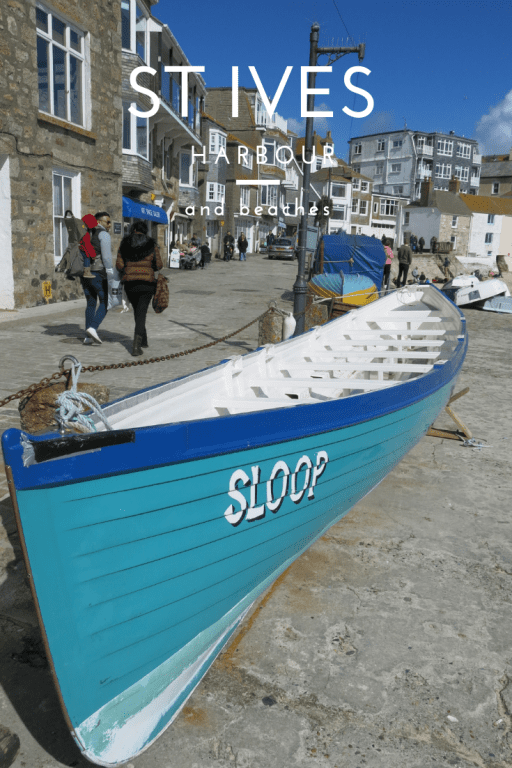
[448,176,461,194]
[420,179,433,206]
[326,130,332,141]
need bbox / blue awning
[122,196,168,224]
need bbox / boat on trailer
[2,285,467,767]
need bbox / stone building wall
[439,214,470,257]
[0,0,123,308]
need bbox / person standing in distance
[116,220,163,356]
[397,240,413,287]
[82,211,114,344]
[238,232,248,261]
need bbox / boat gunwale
[3,335,468,492]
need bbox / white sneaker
[83,337,94,345]
[86,327,102,343]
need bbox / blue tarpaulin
[313,233,386,289]
[122,197,168,224]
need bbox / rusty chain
[0,307,276,409]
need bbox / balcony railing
[417,169,432,180]
[416,144,433,156]
[473,153,482,164]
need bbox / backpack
[55,210,88,280]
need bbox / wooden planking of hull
[1,286,467,766]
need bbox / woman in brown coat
[116,220,163,356]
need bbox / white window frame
[380,198,398,216]
[451,215,458,228]
[331,183,346,199]
[36,3,88,128]
[353,143,362,155]
[359,200,368,215]
[207,182,225,203]
[435,163,451,179]
[179,150,196,187]
[360,181,369,192]
[351,198,359,214]
[492,182,500,195]
[454,166,469,182]
[450,235,457,248]
[122,101,148,160]
[352,178,360,190]
[377,139,385,152]
[241,151,253,170]
[52,167,80,264]
[392,139,402,149]
[240,187,250,208]
[485,232,493,244]
[404,212,410,225]
[209,130,227,155]
[487,214,495,224]
[456,142,471,158]
[261,185,278,207]
[375,163,383,176]
[437,139,453,156]
[331,205,346,221]
[353,165,360,174]
[121,0,148,61]
[391,163,401,173]
[393,185,403,195]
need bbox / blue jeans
[81,272,108,330]
[240,251,246,261]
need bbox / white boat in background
[442,274,510,308]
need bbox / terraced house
[121,0,205,254]
[205,87,299,250]
[348,130,481,202]
[0,0,123,309]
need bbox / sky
[156,0,512,160]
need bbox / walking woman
[237,232,248,261]
[116,220,163,356]
[382,238,394,291]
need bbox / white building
[459,194,512,267]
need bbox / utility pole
[293,23,365,335]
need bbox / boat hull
[3,375,462,765]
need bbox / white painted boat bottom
[95,287,463,431]
[74,604,253,767]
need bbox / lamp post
[293,23,365,335]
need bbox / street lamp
[293,23,365,335]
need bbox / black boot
[131,334,143,356]
[141,330,148,348]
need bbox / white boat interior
[94,287,464,430]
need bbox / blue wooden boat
[2,285,467,766]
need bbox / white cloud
[286,103,331,137]
[475,90,512,155]
[356,110,397,137]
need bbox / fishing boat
[2,285,467,767]
[442,273,510,307]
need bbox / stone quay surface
[0,252,511,768]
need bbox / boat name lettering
[224,451,329,526]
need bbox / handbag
[152,273,169,313]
